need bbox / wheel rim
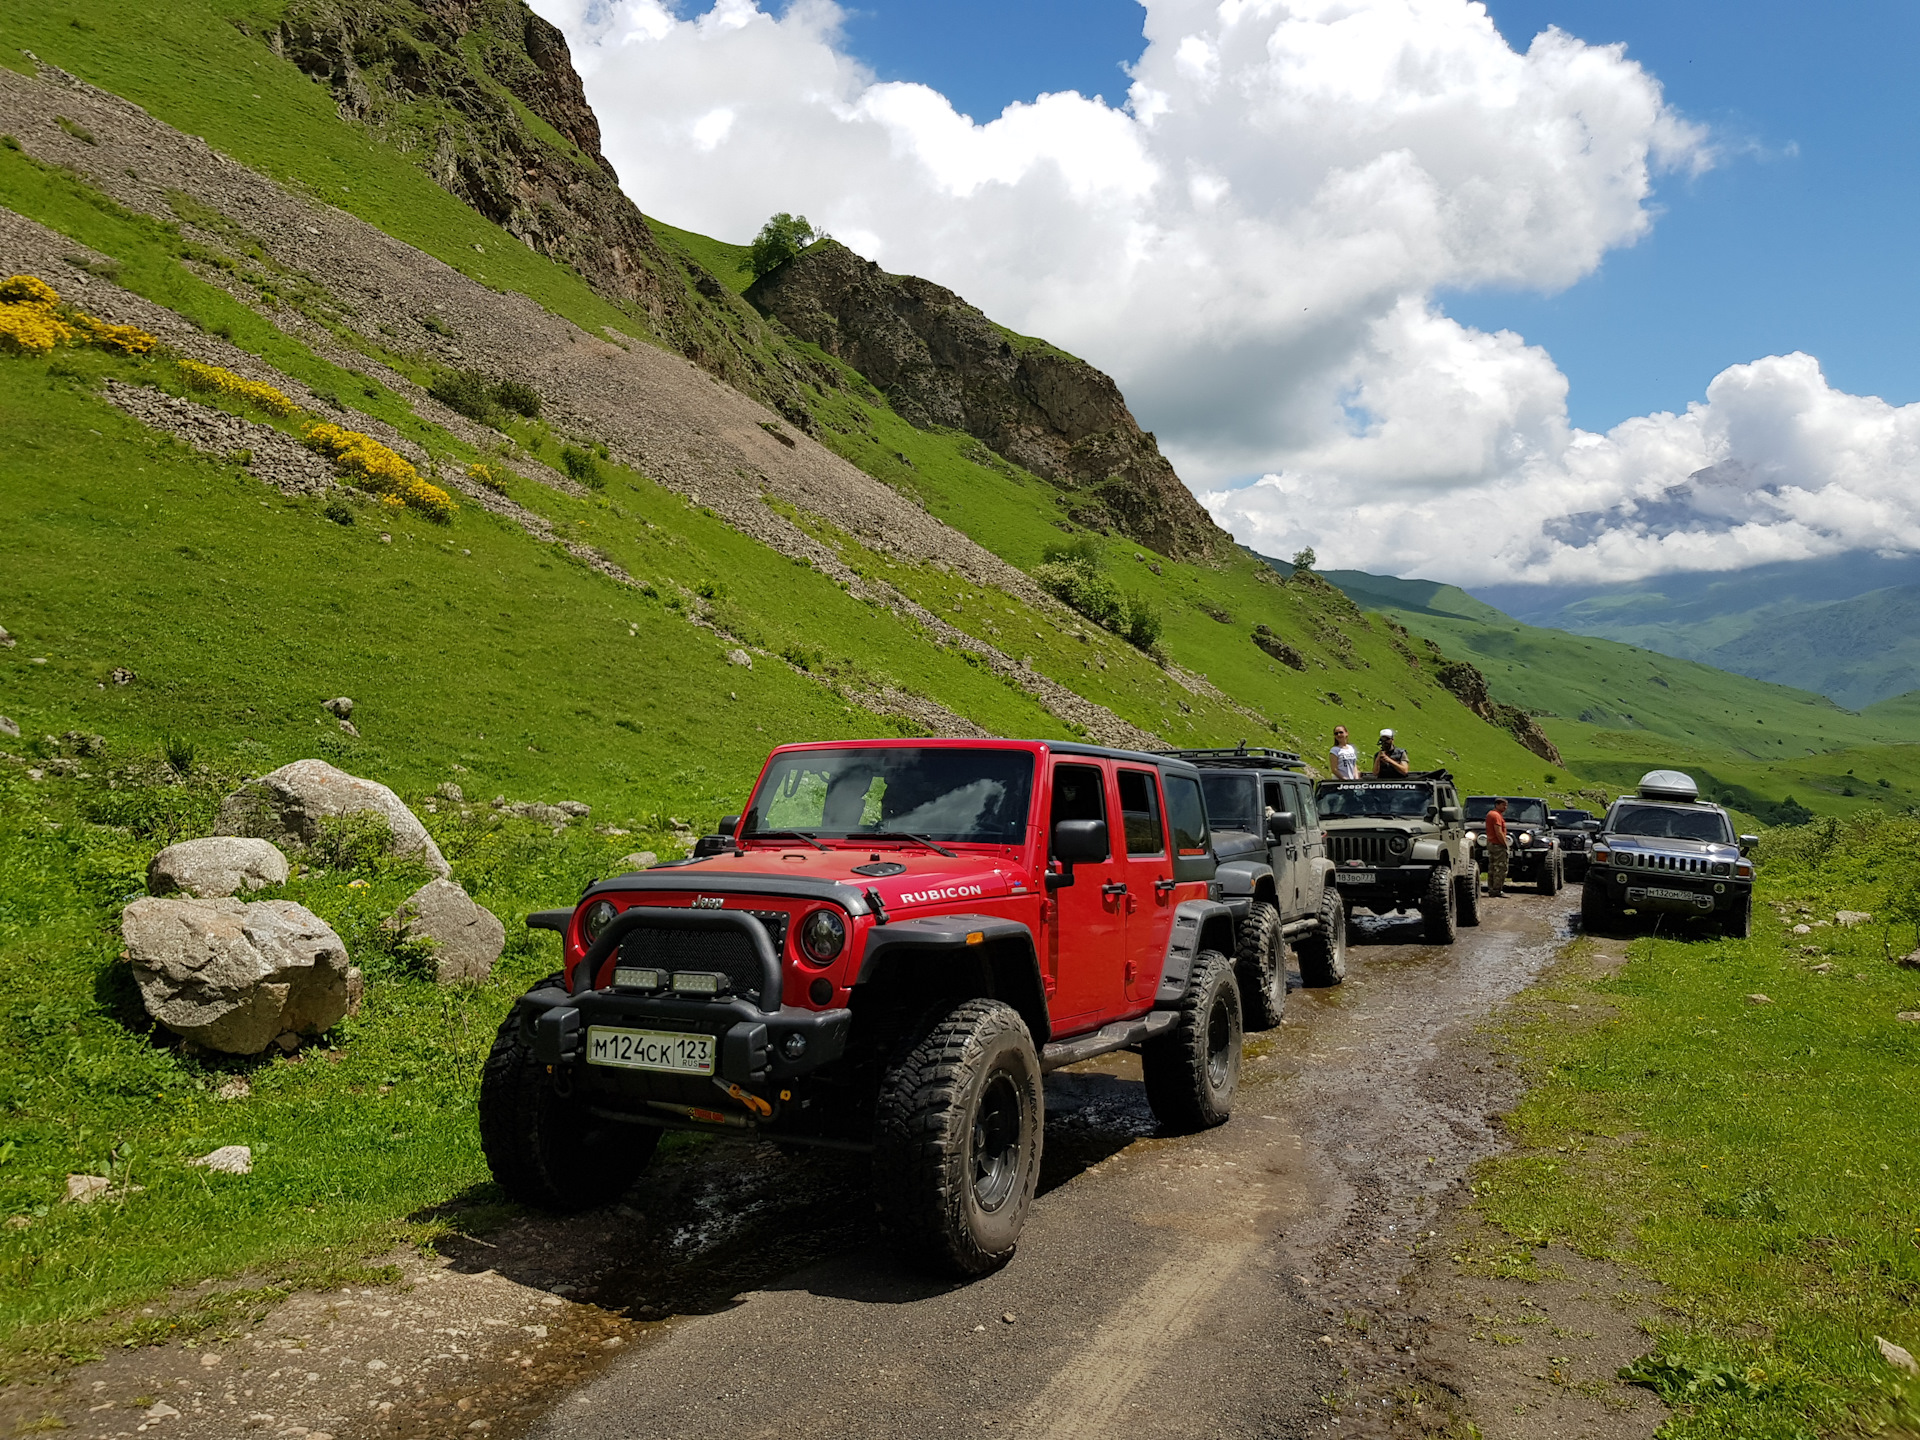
[1205,993,1235,1090]
[971,1071,1024,1213]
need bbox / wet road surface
[519,891,1578,1440]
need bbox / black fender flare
[1154,899,1237,1007]
[853,914,1051,1045]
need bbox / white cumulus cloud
[535,0,1918,588]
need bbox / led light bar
[612,966,666,992]
[670,970,731,998]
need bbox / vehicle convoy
[1168,746,1346,1015]
[1465,795,1565,895]
[1580,770,1759,937]
[480,739,1243,1278]
[1313,771,1478,943]
[1550,807,1598,880]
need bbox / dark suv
[1465,796,1565,895]
[1168,746,1346,1023]
[1550,808,1597,879]
[1580,770,1758,937]
[481,739,1243,1277]
[1315,771,1477,943]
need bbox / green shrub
[490,378,542,419]
[748,212,818,280]
[310,811,394,871]
[1123,596,1163,651]
[427,367,496,424]
[1033,559,1125,631]
[560,445,602,489]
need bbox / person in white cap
[1373,728,1409,777]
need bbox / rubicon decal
[898,884,985,905]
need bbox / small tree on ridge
[749,213,819,279]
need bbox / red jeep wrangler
[479,739,1242,1276]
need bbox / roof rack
[1318,768,1454,783]
[1160,743,1305,771]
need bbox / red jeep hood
[686,847,1027,912]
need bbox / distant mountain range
[1470,552,1920,712]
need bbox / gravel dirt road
[12,891,1668,1440]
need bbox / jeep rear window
[1164,775,1210,855]
[1118,769,1167,856]
[1200,773,1260,834]
[1314,782,1430,818]
[1607,803,1733,844]
[746,747,1035,843]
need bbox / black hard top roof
[1047,740,1204,776]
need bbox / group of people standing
[1327,725,1409,780]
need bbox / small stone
[322,697,354,720]
[146,1401,180,1420]
[274,1031,301,1053]
[64,1174,111,1204]
[388,878,505,984]
[337,719,360,738]
[345,965,364,1016]
[29,657,46,665]
[1898,1012,1920,1025]
[216,1077,251,1100]
[1810,962,1834,974]
[435,782,465,804]
[0,624,12,647]
[147,837,290,899]
[1897,950,1920,970]
[556,801,591,819]
[1791,924,1812,935]
[191,1145,252,1175]
[1879,1336,1920,1376]
[0,716,17,739]
[26,768,44,781]
[110,666,136,685]
[1836,910,1873,927]
[1746,994,1772,1005]
[379,532,392,544]
[1001,1312,1016,1324]
[616,852,658,871]
[725,648,752,668]
[4,1215,28,1230]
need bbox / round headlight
[800,908,846,963]
[1518,832,1533,845]
[582,899,618,942]
[1388,836,1409,854]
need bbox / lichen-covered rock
[215,759,449,876]
[147,836,290,898]
[388,878,505,985]
[122,897,351,1054]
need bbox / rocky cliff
[746,241,1228,562]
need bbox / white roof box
[1638,769,1699,801]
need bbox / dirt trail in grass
[0,898,1674,1440]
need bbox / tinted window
[1200,773,1260,834]
[1607,803,1734,844]
[747,746,1034,843]
[1117,769,1166,856]
[1289,779,1318,826]
[1552,809,1593,826]
[1507,800,1549,826]
[1164,775,1210,855]
[1315,782,1431,818]
[1465,796,1498,822]
[1050,764,1110,860]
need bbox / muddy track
[5,894,1675,1440]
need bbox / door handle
[1154,878,1176,895]
[1101,881,1129,896]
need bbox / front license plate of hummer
[586,1027,715,1075]
[1641,886,1698,903]
[1335,872,1375,885]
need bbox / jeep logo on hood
[692,896,726,909]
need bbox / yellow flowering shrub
[178,359,301,416]
[71,313,157,356]
[0,274,59,306]
[304,422,455,523]
[0,302,73,355]
[466,461,512,492]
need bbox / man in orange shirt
[1484,797,1510,897]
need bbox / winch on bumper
[517,907,853,1086]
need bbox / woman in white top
[1329,725,1360,779]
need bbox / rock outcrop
[746,241,1228,561]
[1434,660,1564,766]
[122,897,353,1053]
[147,837,291,899]
[387,878,505,984]
[216,759,451,876]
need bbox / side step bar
[1039,1011,1178,1072]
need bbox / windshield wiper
[746,828,830,852]
[861,830,959,858]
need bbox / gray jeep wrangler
[1169,746,1347,1028]
[1314,770,1478,943]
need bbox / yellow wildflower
[71,313,156,356]
[178,359,301,416]
[0,302,73,356]
[304,422,455,523]
[0,274,60,307]
[466,461,511,492]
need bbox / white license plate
[586,1026,715,1075]
[1639,886,1699,902]
[1335,872,1376,885]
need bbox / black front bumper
[1331,863,1436,910]
[517,984,852,1084]
[1592,867,1749,915]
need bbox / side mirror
[692,833,732,858]
[1739,834,1759,853]
[1580,819,1603,833]
[1440,806,1463,823]
[718,814,741,836]
[1267,811,1297,839]
[1052,818,1108,865]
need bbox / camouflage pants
[1487,843,1510,895]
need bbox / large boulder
[122,897,352,1054]
[216,759,450,877]
[147,837,290,898]
[388,878,505,984]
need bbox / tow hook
[712,1078,774,1119]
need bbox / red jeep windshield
[743,747,1035,845]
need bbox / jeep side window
[1164,775,1210,856]
[1050,764,1111,860]
[1117,769,1166,856]
[1263,781,1284,815]
[1294,780,1318,827]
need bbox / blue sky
[840,0,1920,433]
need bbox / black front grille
[1329,833,1404,865]
[618,913,782,1005]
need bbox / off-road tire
[1421,865,1457,944]
[1235,902,1286,1030]
[1580,879,1616,934]
[1296,889,1348,987]
[872,998,1044,1278]
[1142,950,1242,1131]
[1455,867,1481,927]
[1722,896,1752,939]
[479,978,659,1212]
[1537,854,1560,897]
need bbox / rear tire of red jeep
[872,998,1043,1279]
[1142,951,1242,1132]
[1421,865,1457,945]
[479,980,659,1212]
[1235,902,1286,1030]
[1296,890,1348,987]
